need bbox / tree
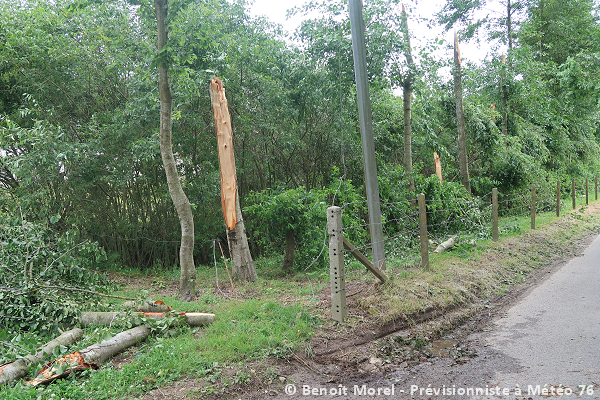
[154,0,196,301]
[400,4,417,199]
[454,31,471,194]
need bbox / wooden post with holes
[531,185,536,230]
[492,188,499,241]
[327,206,346,322]
[556,180,561,217]
[586,178,589,205]
[572,179,576,209]
[418,193,429,268]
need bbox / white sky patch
[249,0,501,64]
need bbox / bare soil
[126,203,600,400]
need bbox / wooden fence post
[586,178,589,205]
[531,185,536,230]
[492,188,499,241]
[556,180,561,217]
[595,176,598,201]
[327,206,346,322]
[572,178,576,209]
[418,193,429,268]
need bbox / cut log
[433,236,457,254]
[0,328,83,386]
[26,326,150,386]
[122,300,173,312]
[80,311,215,327]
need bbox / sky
[248,0,503,64]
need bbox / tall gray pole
[348,0,385,269]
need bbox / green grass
[0,299,319,399]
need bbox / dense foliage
[1,0,598,280]
[0,211,113,334]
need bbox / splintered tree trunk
[0,328,83,386]
[155,0,196,301]
[401,4,416,201]
[282,229,296,273]
[26,326,151,386]
[210,77,257,281]
[453,31,471,194]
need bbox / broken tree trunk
[433,236,457,254]
[27,326,150,386]
[210,76,257,281]
[0,328,83,386]
[79,311,215,328]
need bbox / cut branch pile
[1,300,214,386]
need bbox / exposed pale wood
[0,328,83,386]
[80,311,215,327]
[210,77,256,281]
[433,236,457,254]
[210,77,238,230]
[434,151,442,184]
[27,326,150,386]
[342,237,388,283]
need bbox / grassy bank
[1,203,599,399]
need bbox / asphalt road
[383,233,600,400]
[274,233,600,400]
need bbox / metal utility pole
[348,0,386,269]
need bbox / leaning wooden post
[418,193,429,268]
[492,188,499,241]
[530,185,536,229]
[556,180,561,217]
[327,206,347,323]
[586,178,589,205]
[572,178,576,209]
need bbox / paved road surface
[384,233,600,399]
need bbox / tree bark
[210,77,257,281]
[400,4,416,201]
[282,229,296,273]
[453,31,471,194]
[26,326,150,386]
[501,54,509,136]
[79,311,215,327]
[0,328,83,386]
[155,0,196,301]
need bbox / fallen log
[122,300,173,313]
[433,236,457,254]
[80,311,215,328]
[0,328,83,386]
[26,325,150,386]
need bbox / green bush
[244,177,368,271]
